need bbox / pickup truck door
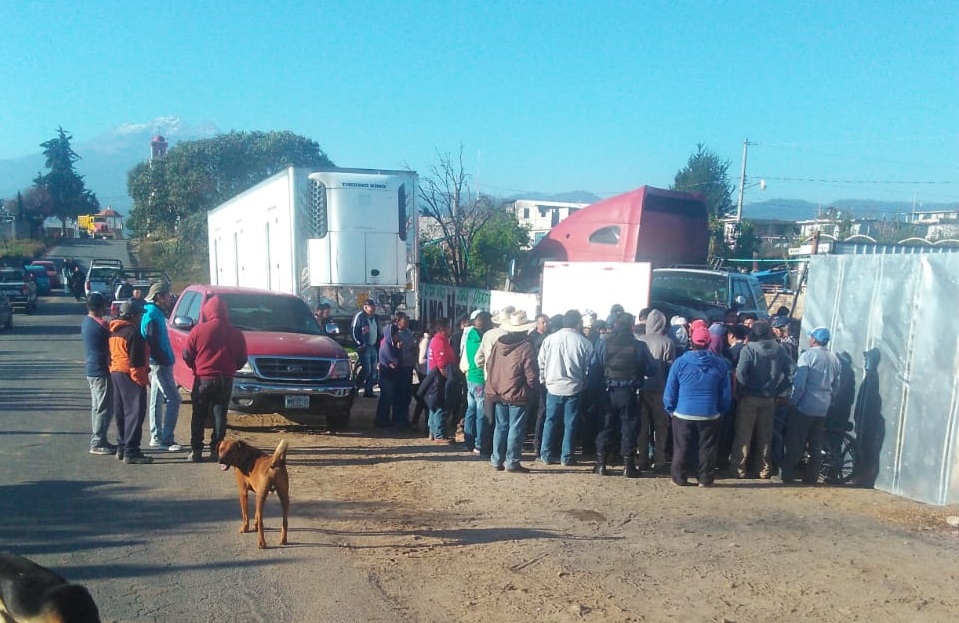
[168,289,204,391]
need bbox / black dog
[0,552,100,623]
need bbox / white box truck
[540,261,652,319]
[207,167,419,331]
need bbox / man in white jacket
[537,309,594,466]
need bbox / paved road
[0,239,400,623]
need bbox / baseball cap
[690,326,711,347]
[470,309,483,320]
[146,282,170,301]
[811,326,831,344]
[363,298,376,307]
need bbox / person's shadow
[853,348,884,488]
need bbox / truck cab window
[588,226,621,245]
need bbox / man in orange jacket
[109,298,153,464]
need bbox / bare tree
[418,146,499,286]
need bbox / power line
[762,176,955,186]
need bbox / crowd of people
[358,302,843,486]
[82,287,247,465]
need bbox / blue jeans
[358,347,378,395]
[491,402,528,469]
[428,407,449,439]
[87,375,114,448]
[148,364,181,445]
[464,381,487,450]
[541,392,583,464]
[375,371,397,426]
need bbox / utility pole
[735,138,750,224]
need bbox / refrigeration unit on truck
[207,167,419,331]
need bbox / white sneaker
[148,439,161,448]
[165,443,183,452]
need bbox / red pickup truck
[167,285,354,430]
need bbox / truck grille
[251,357,332,381]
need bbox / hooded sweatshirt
[639,310,676,393]
[485,331,538,405]
[735,338,795,398]
[182,296,248,379]
[109,317,150,386]
[663,349,731,420]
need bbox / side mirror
[325,322,340,335]
[172,316,195,330]
[734,295,747,307]
[507,258,516,279]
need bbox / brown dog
[0,552,101,622]
[217,439,290,549]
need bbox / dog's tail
[270,439,289,469]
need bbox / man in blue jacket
[141,282,181,451]
[663,326,731,487]
[352,298,381,398]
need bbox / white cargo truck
[540,261,652,319]
[207,167,419,331]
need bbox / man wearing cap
[475,306,515,454]
[663,325,731,486]
[352,298,381,398]
[141,282,181,451]
[109,298,153,464]
[771,315,799,362]
[462,310,491,454]
[780,326,841,484]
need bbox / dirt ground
[227,400,959,623]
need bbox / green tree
[32,127,100,234]
[469,208,529,289]
[672,144,737,259]
[671,144,735,217]
[127,130,333,238]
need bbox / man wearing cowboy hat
[141,281,182,452]
[474,306,516,454]
[779,326,841,484]
[485,310,538,473]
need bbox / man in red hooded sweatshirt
[182,295,248,463]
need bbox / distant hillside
[0,117,218,214]
[742,198,959,221]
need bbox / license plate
[284,395,310,409]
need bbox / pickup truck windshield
[651,273,729,307]
[0,270,26,283]
[219,293,323,335]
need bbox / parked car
[0,267,38,313]
[167,285,354,430]
[30,260,62,289]
[0,291,12,330]
[85,258,124,300]
[24,265,51,296]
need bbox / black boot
[209,442,219,463]
[623,457,640,478]
[593,454,608,476]
[188,446,204,463]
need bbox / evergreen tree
[32,127,100,233]
[671,144,735,217]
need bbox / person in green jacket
[463,311,491,454]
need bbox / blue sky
[1,0,957,209]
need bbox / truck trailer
[207,167,419,330]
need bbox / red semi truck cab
[167,284,355,430]
[513,186,709,292]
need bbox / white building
[513,199,588,247]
